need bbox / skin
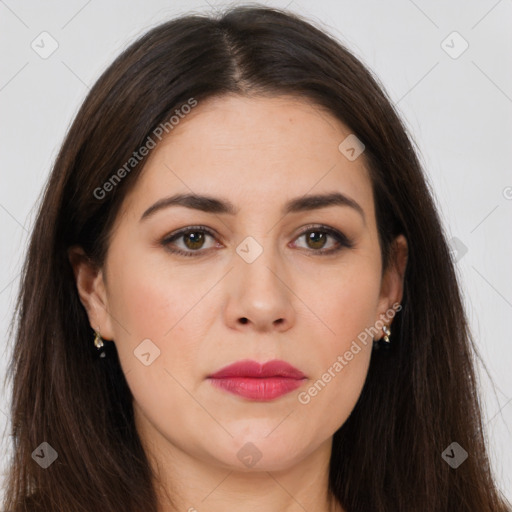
[69,94,408,512]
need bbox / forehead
[120,94,374,221]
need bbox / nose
[223,241,296,334]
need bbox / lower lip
[208,377,305,401]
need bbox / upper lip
[208,359,306,379]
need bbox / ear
[67,245,115,340]
[374,234,408,335]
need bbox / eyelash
[160,224,354,258]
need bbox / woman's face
[72,94,406,472]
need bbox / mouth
[207,359,307,401]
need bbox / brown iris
[305,230,327,250]
[183,231,205,250]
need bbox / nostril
[239,317,249,324]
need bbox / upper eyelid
[163,225,218,243]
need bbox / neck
[136,413,345,512]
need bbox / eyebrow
[140,192,365,223]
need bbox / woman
[3,5,509,512]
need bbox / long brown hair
[3,5,510,511]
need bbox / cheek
[296,341,372,445]
[300,253,382,344]
[104,245,210,381]
[292,256,381,429]
[104,253,209,440]
[295,297,375,441]
[106,245,203,338]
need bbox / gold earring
[382,325,391,343]
[93,329,104,349]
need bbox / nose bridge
[234,233,285,295]
[224,232,295,331]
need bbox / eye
[160,226,220,257]
[291,224,354,255]
[160,224,353,257]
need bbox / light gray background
[1,0,511,504]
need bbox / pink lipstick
[207,359,306,401]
